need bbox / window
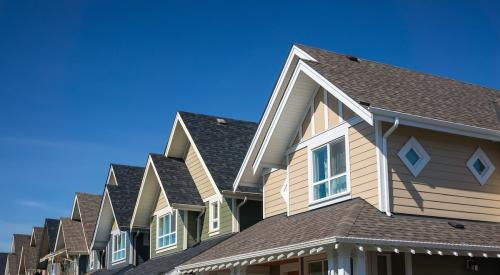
[311,137,348,201]
[157,211,176,249]
[308,260,328,275]
[467,147,495,185]
[209,200,219,232]
[397,137,430,177]
[111,232,126,262]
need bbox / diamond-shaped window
[397,137,430,177]
[467,148,495,185]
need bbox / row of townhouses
[1,44,499,275]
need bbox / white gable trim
[232,46,317,191]
[90,191,108,250]
[164,113,181,157]
[252,60,374,174]
[107,166,118,186]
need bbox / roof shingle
[59,218,88,254]
[76,193,102,250]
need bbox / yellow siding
[263,169,287,218]
[184,144,216,200]
[389,125,500,222]
[301,109,312,140]
[313,89,326,134]
[327,93,341,128]
[288,148,309,215]
[112,220,118,231]
[349,122,379,207]
[154,190,168,213]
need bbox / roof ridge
[178,110,258,124]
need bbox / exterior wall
[238,199,262,231]
[200,197,233,241]
[389,125,500,222]
[349,122,378,207]
[150,209,185,258]
[154,190,168,212]
[263,169,287,218]
[288,147,309,215]
[106,231,131,269]
[184,144,216,200]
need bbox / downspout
[382,118,399,216]
[133,230,139,266]
[196,208,206,242]
[236,196,248,232]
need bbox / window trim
[397,137,430,177]
[307,125,351,208]
[467,147,495,185]
[209,199,220,233]
[156,209,177,251]
[111,231,127,263]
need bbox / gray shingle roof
[76,193,102,250]
[178,112,258,191]
[0,253,8,275]
[107,164,145,230]
[45,218,60,253]
[11,234,30,274]
[59,218,88,254]
[296,44,500,132]
[150,154,203,206]
[125,234,233,275]
[7,253,16,275]
[23,227,43,271]
[181,198,500,266]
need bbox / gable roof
[75,193,102,250]
[6,254,16,275]
[296,44,500,132]
[106,164,145,230]
[45,218,60,253]
[150,154,203,206]
[179,198,500,270]
[0,253,8,275]
[30,227,43,247]
[57,218,88,254]
[11,234,30,274]
[19,227,44,273]
[177,112,258,191]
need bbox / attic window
[467,148,495,185]
[397,137,430,177]
[216,118,228,125]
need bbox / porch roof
[178,198,500,271]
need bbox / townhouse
[175,45,500,275]
[89,164,148,274]
[4,234,31,275]
[127,112,262,275]
[38,218,61,274]
[17,227,44,275]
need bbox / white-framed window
[310,136,348,202]
[209,200,220,232]
[467,147,495,185]
[111,231,126,262]
[397,137,430,177]
[157,210,176,249]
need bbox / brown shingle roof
[296,44,500,132]
[59,218,88,254]
[7,253,17,275]
[181,199,500,266]
[76,193,101,250]
[22,227,44,272]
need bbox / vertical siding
[349,122,379,207]
[263,169,287,217]
[389,125,500,222]
[150,210,184,258]
[184,144,216,200]
[200,197,234,241]
[288,148,309,215]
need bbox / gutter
[381,118,399,216]
[196,208,206,242]
[236,197,248,232]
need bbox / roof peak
[178,111,257,125]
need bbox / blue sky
[0,0,499,251]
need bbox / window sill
[309,192,351,210]
[156,244,177,253]
[111,259,126,265]
[208,230,220,237]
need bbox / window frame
[209,199,220,233]
[467,147,495,185]
[111,231,127,263]
[397,137,430,177]
[307,125,351,207]
[156,209,177,250]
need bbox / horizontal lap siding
[200,197,234,241]
[185,144,215,200]
[389,125,500,222]
[289,148,309,215]
[349,122,379,207]
[150,210,184,258]
[263,169,287,218]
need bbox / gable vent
[216,118,228,125]
[346,55,360,62]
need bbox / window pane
[313,182,329,200]
[377,256,388,275]
[473,159,486,175]
[330,175,347,195]
[170,212,176,232]
[309,262,323,275]
[330,138,346,176]
[405,148,420,166]
[213,203,218,219]
[158,216,164,235]
[313,146,328,182]
[165,216,170,234]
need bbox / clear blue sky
[0,0,499,251]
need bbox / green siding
[150,210,185,258]
[200,196,234,241]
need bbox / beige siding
[389,125,500,222]
[111,220,118,231]
[288,148,309,215]
[327,92,341,128]
[313,90,326,134]
[263,169,287,217]
[154,191,168,213]
[349,122,379,207]
[184,144,216,200]
[301,109,312,140]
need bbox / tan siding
[154,191,168,213]
[327,93,341,128]
[342,104,355,120]
[349,122,379,208]
[313,89,326,134]
[301,109,312,140]
[389,125,500,222]
[289,148,309,215]
[263,169,287,217]
[111,220,118,231]
[184,144,216,200]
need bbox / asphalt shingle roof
[126,234,233,275]
[182,198,500,266]
[76,193,102,250]
[0,253,8,275]
[11,234,30,274]
[22,227,43,271]
[106,164,145,230]
[87,265,132,275]
[45,218,60,253]
[296,44,500,132]
[178,112,258,191]
[59,218,88,254]
[7,254,16,275]
[150,154,203,206]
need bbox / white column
[353,250,366,275]
[327,249,338,275]
[405,253,413,275]
[337,247,351,275]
